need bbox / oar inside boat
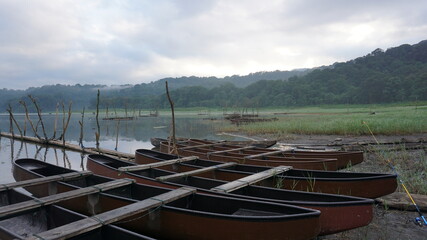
[211,166,293,193]
[25,187,196,240]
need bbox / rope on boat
[363,121,427,226]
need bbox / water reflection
[0,114,239,184]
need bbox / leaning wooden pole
[29,95,48,140]
[19,100,42,140]
[6,105,23,137]
[165,81,177,154]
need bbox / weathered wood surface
[0,132,135,159]
[87,147,135,159]
[178,142,229,150]
[118,156,199,172]
[211,165,292,193]
[0,179,134,220]
[0,171,92,192]
[207,146,256,155]
[376,192,427,211]
[25,187,196,240]
[243,150,292,159]
[156,162,237,182]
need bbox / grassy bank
[221,104,427,136]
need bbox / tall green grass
[223,105,427,135]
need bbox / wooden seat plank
[211,166,292,193]
[243,150,292,159]
[25,187,196,240]
[0,171,92,192]
[156,162,237,182]
[207,146,256,155]
[118,156,199,172]
[0,178,134,220]
[179,142,228,150]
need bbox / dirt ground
[269,133,427,240]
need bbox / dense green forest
[1,40,426,112]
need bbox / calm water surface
[0,113,240,184]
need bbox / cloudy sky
[0,0,426,90]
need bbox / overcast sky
[0,0,426,90]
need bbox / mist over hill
[1,40,426,112]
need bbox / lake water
[0,113,242,184]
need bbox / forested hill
[1,40,426,112]
[0,69,310,112]
[153,40,427,108]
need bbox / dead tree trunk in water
[19,100,42,140]
[165,81,177,154]
[60,102,73,146]
[52,103,59,139]
[95,89,101,150]
[79,107,85,148]
[7,105,23,137]
[29,95,48,140]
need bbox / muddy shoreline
[261,133,427,240]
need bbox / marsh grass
[222,104,427,135]
[347,145,427,195]
[378,147,427,195]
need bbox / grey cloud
[0,0,426,90]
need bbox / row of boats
[0,138,399,239]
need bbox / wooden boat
[151,137,277,148]
[161,141,339,171]
[135,149,397,198]
[86,154,375,235]
[13,158,322,240]
[0,188,155,240]
[185,138,364,164]
[160,140,363,170]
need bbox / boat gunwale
[13,158,321,222]
[135,149,396,182]
[88,154,374,208]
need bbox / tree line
[1,40,426,112]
